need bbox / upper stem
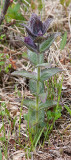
[36,50,41,130]
[36,66,40,110]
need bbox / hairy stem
[36,66,40,109]
[36,53,41,130]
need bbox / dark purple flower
[20,13,53,52]
[24,36,38,52]
[21,13,53,41]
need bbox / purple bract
[21,13,53,52]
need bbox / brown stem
[0,0,13,25]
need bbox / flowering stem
[36,51,41,130]
[36,66,40,109]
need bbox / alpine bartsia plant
[12,13,62,147]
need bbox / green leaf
[55,112,61,120]
[40,68,63,82]
[60,32,67,50]
[60,0,71,7]
[0,61,5,66]
[0,34,5,40]
[64,105,71,116]
[13,116,17,128]
[47,110,53,120]
[11,70,37,80]
[0,137,6,142]
[29,79,44,94]
[0,111,5,116]
[23,99,36,108]
[40,33,60,53]
[0,53,4,58]
[39,100,57,110]
[39,92,47,103]
[60,0,65,5]
[22,52,28,58]
[5,108,10,118]
[0,126,3,133]
[0,148,2,160]
[66,0,71,7]
[28,50,44,65]
[7,3,24,20]
[36,63,51,68]
[33,127,44,147]
[25,108,45,127]
[38,0,43,11]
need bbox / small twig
[0,0,13,25]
